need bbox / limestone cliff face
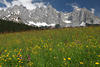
[0,3,100,27]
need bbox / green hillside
[0,26,100,67]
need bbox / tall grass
[0,26,100,67]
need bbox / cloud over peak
[0,0,45,10]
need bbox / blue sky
[0,0,100,17]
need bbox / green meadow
[0,26,100,67]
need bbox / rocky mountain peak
[0,3,100,27]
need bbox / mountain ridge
[0,3,100,27]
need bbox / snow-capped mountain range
[0,2,100,27]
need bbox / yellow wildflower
[68,57,71,60]
[0,65,2,67]
[95,62,99,65]
[80,62,84,64]
[54,56,57,59]
[49,48,52,51]
[28,62,33,66]
[14,49,17,52]
[64,58,66,61]
[19,66,22,67]
[6,55,9,57]
[21,62,23,63]
[8,58,12,60]
[1,59,4,61]
[20,55,22,57]
[5,60,7,62]
[4,50,7,52]
[64,62,67,65]
[18,61,21,63]
[17,58,20,60]
[18,52,20,55]
[86,46,88,48]
[20,49,22,51]
[43,45,46,48]
[97,55,100,57]
[12,55,15,57]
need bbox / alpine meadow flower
[68,57,71,60]
[80,62,84,64]
[95,62,99,65]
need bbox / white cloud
[4,0,11,7]
[72,5,81,11]
[0,0,45,10]
[66,3,81,11]
[0,0,11,7]
[11,0,21,6]
[12,0,36,10]
[0,0,10,10]
[71,3,81,11]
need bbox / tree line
[0,19,61,33]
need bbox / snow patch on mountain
[91,8,95,14]
[64,20,72,23]
[15,10,20,15]
[6,14,11,18]
[80,22,86,26]
[28,21,56,27]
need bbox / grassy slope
[0,27,100,67]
